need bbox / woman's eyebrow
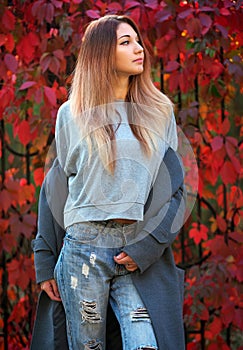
[118,34,139,40]
[118,34,131,39]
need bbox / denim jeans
[54,221,158,350]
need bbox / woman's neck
[114,76,129,100]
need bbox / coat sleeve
[122,148,186,274]
[32,159,67,284]
[31,185,59,284]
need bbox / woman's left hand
[114,252,138,272]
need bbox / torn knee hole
[81,300,102,323]
[136,347,157,350]
[84,339,102,350]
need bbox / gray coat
[31,147,186,350]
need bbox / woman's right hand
[40,279,62,302]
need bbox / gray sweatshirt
[55,100,178,228]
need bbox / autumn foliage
[0,0,242,349]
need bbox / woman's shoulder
[56,100,73,131]
[57,100,71,118]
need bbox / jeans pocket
[65,223,100,244]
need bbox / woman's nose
[134,42,143,53]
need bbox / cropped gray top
[55,100,177,229]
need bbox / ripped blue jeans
[54,221,158,350]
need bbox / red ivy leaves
[7,255,35,290]
[16,32,40,65]
[14,120,37,147]
[189,223,208,244]
[33,168,44,187]
[32,0,56,24]
[2,9,15,31]
[40,50,65,76]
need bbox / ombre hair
[69,15,173,173]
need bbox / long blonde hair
[69,15,173,173]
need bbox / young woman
[54,15,185,350]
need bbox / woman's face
[115,22,144,78]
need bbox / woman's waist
[63,201,144,228]
[109,218,136,225]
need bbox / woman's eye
[121,40,129,45]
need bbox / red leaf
[21,213,37,238]
[208,341,230,350]
[235,259,243,282]
[18,120,32,146]
[231,155,241,174]
[208,317,222,335]
[53,49,64,60]
[225,137,236,158]
[200,303,209,321]
[216,215,227,232]
[187,17,202,37]
[211,136,223,152]
[221,302,235,327]
[144,0,158,10]
[44,3,54,23]
[40,53,52,72]
[206,236,225,256]
[199,13,212,35]
[156,9,172,22]
[178,8,194,19]
[2,233,17,253]
[19,81,37,90]
[215,23,228,38]
[52,0,63,8]
[0,34,5,46]
[220,161,238,185]
[234,308,243,330]
[4,53,18,73]
[229,232,243,244]
[0,218,8,233]
[165,61,180,72]
[44,86,57,106]
[2,9,15,30]
[221,118,230,135]
[28,32,40,47]
[5,33,15,53]
[189,223,208,244]
[199,6,215,12]
[0,189,12,212]
[168,71,180,92]
[107,2,123,11]
[32,0,46,24]
[16,35,35,64]
[0,87,14,115]
[18,183,35,204]
[49,56,60,75]
[33,167,44,186]
[124,1,141,11]
[85,10,101,19]
[7,256,35,290]
[220,8,231,16]
[179,69,191,93]
[9,210,36,238]
[8,296,29,324]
